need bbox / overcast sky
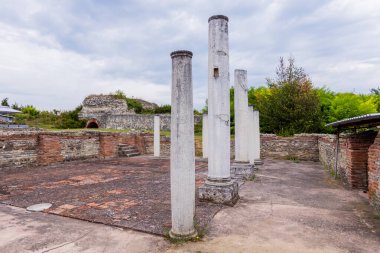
[0,0,379,110]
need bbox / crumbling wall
[0,130,149,169]
[319,131,377,190]
[0,130,40,168]
[104,114,201,131]
[260,134,320,161]
[368,131,380,212]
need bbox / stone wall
[260,134,320,161]
[0,130,40,168]
[104,114,201,131]
[0,130,148,169]
[368,131,380,212]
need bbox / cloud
[0,0,379,110]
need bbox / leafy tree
[256,57,322,135]
[316,87,335,132]
[1,98,9,106]
[54,105,86,129]
[328,93,377,122]
[21,105,40,118]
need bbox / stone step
[118,144,140,157]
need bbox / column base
[231,161,255,180]
[198,179,239,206]
[254,159,263,166]
[169,229,198,240]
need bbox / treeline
[1,98,86,129]
[227,57,380,135]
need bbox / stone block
[199,180,239,206]
[231,162,255,179]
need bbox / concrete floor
[1,159,379,253]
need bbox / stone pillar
[199,15,239,206]
[248,106,255,164]
[231,69,254,179]
[169,50,197,239]
[202,114,208,159]
[253,110,263,165]
[154,115,160,157]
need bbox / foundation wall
[318,131,377,190]
[368,132,380,212]
[260,134,320,161]
[0,130,148,169]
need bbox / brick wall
[0,130,40,168]
[368,131,380,212]
[0,130,149,169]
[319,131,377,190]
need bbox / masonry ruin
[0,14,379,248]
[79,94,201,130]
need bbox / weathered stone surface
[199,180,239,206]
[234,69,249,162]
[261,134,320,161]
[79,95,133,120]
[169,50,196,238]
[319,131,377,190]
[26,203,52,212]
[231,162,255,180]
[368,131,380,212]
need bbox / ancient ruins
[0,13,380,253]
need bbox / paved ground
[0,156,221,235]
[1,159,380,252]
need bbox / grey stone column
[253,110,263,165]
[169,50,197,239]
[202,114,208,159]
[248,106,255,164]
[234,69,249,162]
[154,115,160,157]
[199,15,238,206]
[231,70,254,179]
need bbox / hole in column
[213,68,219,78]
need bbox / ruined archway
[85,119,100,128]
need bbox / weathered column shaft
[253,110,262,164]
[199,15,238,206]
[202,114,208,159]
[207,15,231,180]
[248,106,255,164]
[169,50,196,239]
[234,69,249,162]
[154,115,160,157]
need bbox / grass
[286,155,299,163]
[247,174,256,181]
[164,222,207,244]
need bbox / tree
[256,57,322,135]
[1,98,9,106]
[328,93,377,122]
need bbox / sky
[0,0,380,110]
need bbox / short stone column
[231,69,254,179]
[202,114,208,159]
[154,115,160,157]
[253,110,263,165]
[169,50,197,239]
[199,15,239,206]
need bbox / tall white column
[248,106,255,164]
[154,115,160,157]
[234,69,249,162]
[202,114,208,159]
[169,50,197,239]
[199,15,238,206]
[253,110,263,165]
